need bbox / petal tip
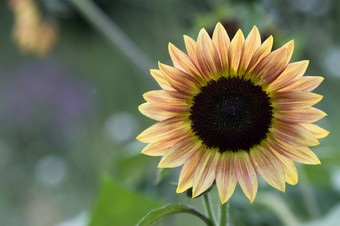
[249,197,256,204]
[176,188,183,193]
[301,59,310,67]
[137,104,144,112]
[191,187,198,197]
[198,28,208,36]
[183,34,190,40]
[290,178,298,185]
[324,130,330,137]
[235,29,244,37]
[281,185,286,193]
[252,25,259,32]
[157,61,163,68]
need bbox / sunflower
[137,23,328,203]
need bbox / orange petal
[141,142,174,156]
[216,151,237,204]
[197,29,222,80]
[250,145,285,192]
[271,92,323,110]
[168,42,206,85]
[271,119,319,147]
[136,115,190,143]
[238,26,261,76]
[228,29,245,76]
[138,103,180,121]
[270,149,298,185]
[192,148,220,197]
[176,148,203,193]
[280,76,324,92]
[300,123,329,139]
[150,69,173,90]
[267,60,309,92]
[158,62,200,97]
[183,35,202,73]
[253,40,294,85]
[143,90,190,112]
[234,150,258,203]
[244,35,273,78]
[164,89,190,99]
[158,136,201,168]
[268,136,321,165]
[212,22,230,75]
[274,107,327,123]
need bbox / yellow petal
[138,103,180,121]
[300,123,329,139]
[267,60,309,92]
[143,90,190,112]
[268,136,321,165]
[192,148,220,197]
[212,22,230,75]
[176,148,203,193]
[244,35,273,78]
[253,40,294,85]
[158,136,201,168]
[250,145,285,192]
[136,115,190,143]
[216,151,237,204]
[280,76,324,92]
[234,150,258,203]
[158,62,200,97]
[271,119,319,147]
[183,35,202,73]
[228,29,245,76]
[238,26,261,76]
[168,42,206,85]
[274,107,327,123]
[197,29,222,80]
[271,150,298,185]
[150,69,173,90]
[271,92,323,110]
[141,142,175,156]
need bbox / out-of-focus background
[0,0,339,225]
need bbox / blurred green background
[0,0,339,225]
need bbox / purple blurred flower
[0,59,96,132]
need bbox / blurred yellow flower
[137,23,329,203]
[9,0,58,56]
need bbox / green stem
[202,193,216,225]
[184,208,214,226]
[69,0,155,79]
[219,202,229,226]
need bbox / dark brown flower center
[189,77,273,152]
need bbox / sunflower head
[137,23,328,203]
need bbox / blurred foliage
[89,176,162,226]
[0,0,340,225]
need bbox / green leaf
[89,176,163,226]
[137,204,213,226]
